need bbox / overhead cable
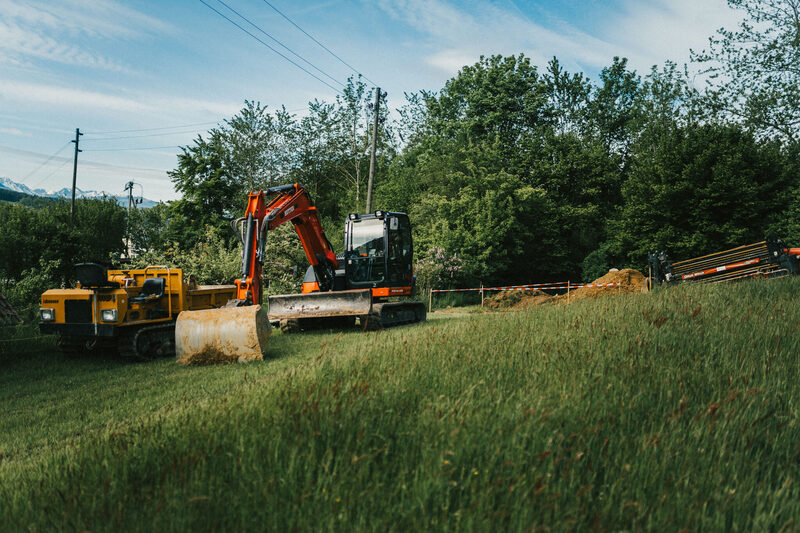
[84,145,182,152]
[197,0,342,93]
[20,141,72,181]
[83,129,208,141]
[259,0,377,86]
[32,159,72,189]
[214,0,343,88]
[85,121,221,135]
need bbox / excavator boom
[232,184,338,305]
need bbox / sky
[0,0,741,202]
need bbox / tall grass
[2,279,800,530]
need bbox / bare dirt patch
[484,269,648,310]
[555,269,647,303]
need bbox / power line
[0,144,173,175]
[20,141,72,181]
[197,0,342,93]
[82,129,208,141]
[31,158,71,189]
[215,0,344,88]
[84,145,182,152]
[259,0,377,87]
[85,121,221,135]
[86,107,308,139]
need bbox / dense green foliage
[3,279,800,530]
[0,198,125,317]
[0,188,57,208]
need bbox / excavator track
[361,301,426,330]
[118,323,176,361]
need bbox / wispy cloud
[0,0,172,70]
[0,127,32,137]
[607,0,742,72]
[375,0,618,74]
[374,0,739,77]
[0,80,150,112]
[0,80,241,118]
[0,143,173,189]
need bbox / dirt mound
[485,289,554,309]
[483,269,647,311]
[558,268,647,302]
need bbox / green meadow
[2,278,799,531]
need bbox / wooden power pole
[365,87,380,213]
[69,128,82,228]
[124,181,135,257]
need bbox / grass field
[2,279,800,531]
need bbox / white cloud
[0,127,32,137]
[0,80,151,112]
[0,80,241,118]
[0,0,172,70]
[374,0,622,78]
[374,0,741,78]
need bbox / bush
[130,226,240,285]
[414,246,465,295]
[581,245,611,282]
[6,259,63,322]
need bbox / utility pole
[69,128,83,228]
[124,181,135,258]
[365,87,381,213]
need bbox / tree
[411,171,563,284]
[167,102,301,248]
[127,202,172,254]
[292,78,394,218]
[608,123,793,266]
[221,100,296,193]
[168,133,238,248]
[0,198,125,309]
[693,0,800,142]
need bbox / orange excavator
[175,183,426,363]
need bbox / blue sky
[0,0,740,201]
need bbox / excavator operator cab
[344,211,413,289]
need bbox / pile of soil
[483,268,648,311]
[556,268,647,303]
[484,289,554,309]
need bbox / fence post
[480,283,484,308]
[428,289,433,313]
[567,281,570,303]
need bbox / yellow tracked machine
[39,264,268,361]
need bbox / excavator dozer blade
[267,289,372,320]
[175,305,271,365]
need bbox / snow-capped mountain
[0,177,158,208]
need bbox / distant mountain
[0,177,158,208]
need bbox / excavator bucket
[267,289,372,320]
[175,305,271,365]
